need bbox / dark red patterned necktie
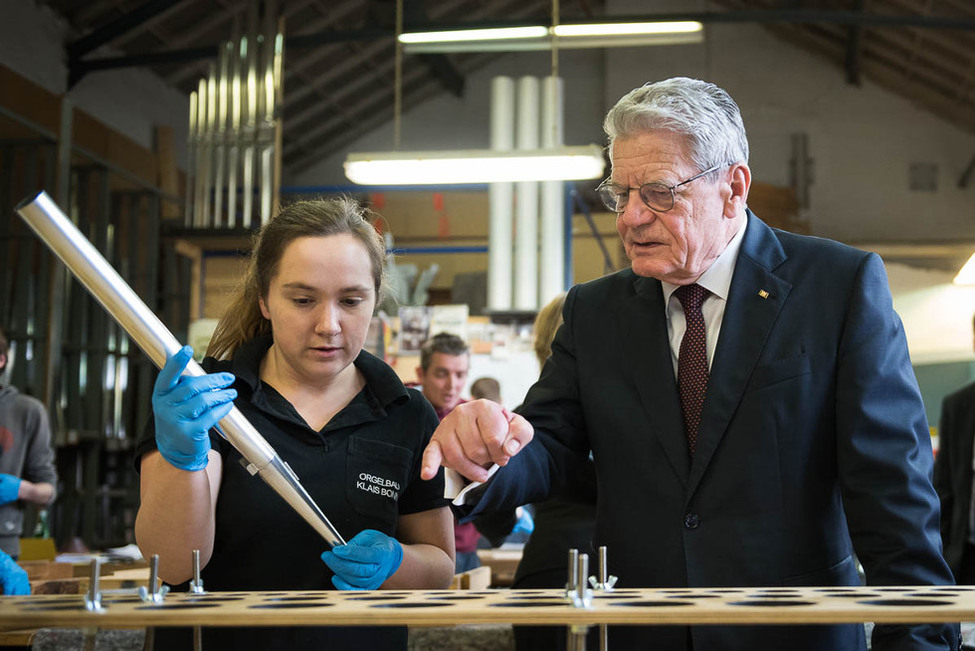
[674,283,710,457]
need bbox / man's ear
[724,163,751,219]
[415,366,424,384]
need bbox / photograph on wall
[398,306,432,354]
[429,304,469,341]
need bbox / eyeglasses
[596,162,733,213]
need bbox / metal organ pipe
[488,76,515,312]
[185,2,281,230]
[17,191,347,548]
[540,76,566,307]
[514,75,540,311]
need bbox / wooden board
[0,629,35,646]
[2,586,974,630]
[448,566,492,591]
[476,549,522,587]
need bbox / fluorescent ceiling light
[553,21,702,37]
[398,26,549,44]
[399,21,704,53]
[344,146,605,185]
[954,252,975,285]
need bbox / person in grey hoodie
[0,327,57,558]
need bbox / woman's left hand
[0,549,30,595]
[320,529,403,590]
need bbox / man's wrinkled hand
[420,399,533,482]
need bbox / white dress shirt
[661,219,747,378]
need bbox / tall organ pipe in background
[258,0,280,226]
[203,62,217,227]
[514,75,540,311]
[193,77,209,227]
[185,91,198,227]
[540,76,565,307]
[183,2,281,230]
[488,76,515,312]
[16,191,347,549]
[241,0,259,229]
[227,31,242,228]
[213,45,230,227]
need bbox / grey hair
[603,77,749,173]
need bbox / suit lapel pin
[758,289,770,299]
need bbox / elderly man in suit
[420,77,958,651]
[934,314,975,584]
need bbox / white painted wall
[888,263,975,365]
[1,0,190,167]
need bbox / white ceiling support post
[488,76,515,312]
[540,75,565,308]
[514,75,540,311]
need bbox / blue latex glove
[0,549,30,595]
[0,474,21,506]
[513,506,534,535]
[320,529,404,590]
[152,346,236,471]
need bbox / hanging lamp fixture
[342,8,704,184]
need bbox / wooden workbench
[1,585,973,630]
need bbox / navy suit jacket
[933,381,975,576]
[466,212,958,650]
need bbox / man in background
[412,332,481,572]
[470,377,502,404]
[934,313,975,584]
[0,327,57,559]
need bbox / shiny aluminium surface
[15,190,345,547]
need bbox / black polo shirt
[135,335,447,651]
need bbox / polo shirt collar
[230,333,410,414]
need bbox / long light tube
[398,21,703,52]
[16,191,347,548]
[552,21,703,36]
[343,146,604,185]
[398,26,549,43]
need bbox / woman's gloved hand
[320,529,404,590]
[0,474,21,506]
[0,549,30,595]
[152,346,236,471]
[513,506,534,535]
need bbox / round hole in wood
[135,603,221,610]
[372,602,453,608]
[608,600,694,607]
[249,602,335,609]
[728,600,815,607]
[859,599,954,607]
